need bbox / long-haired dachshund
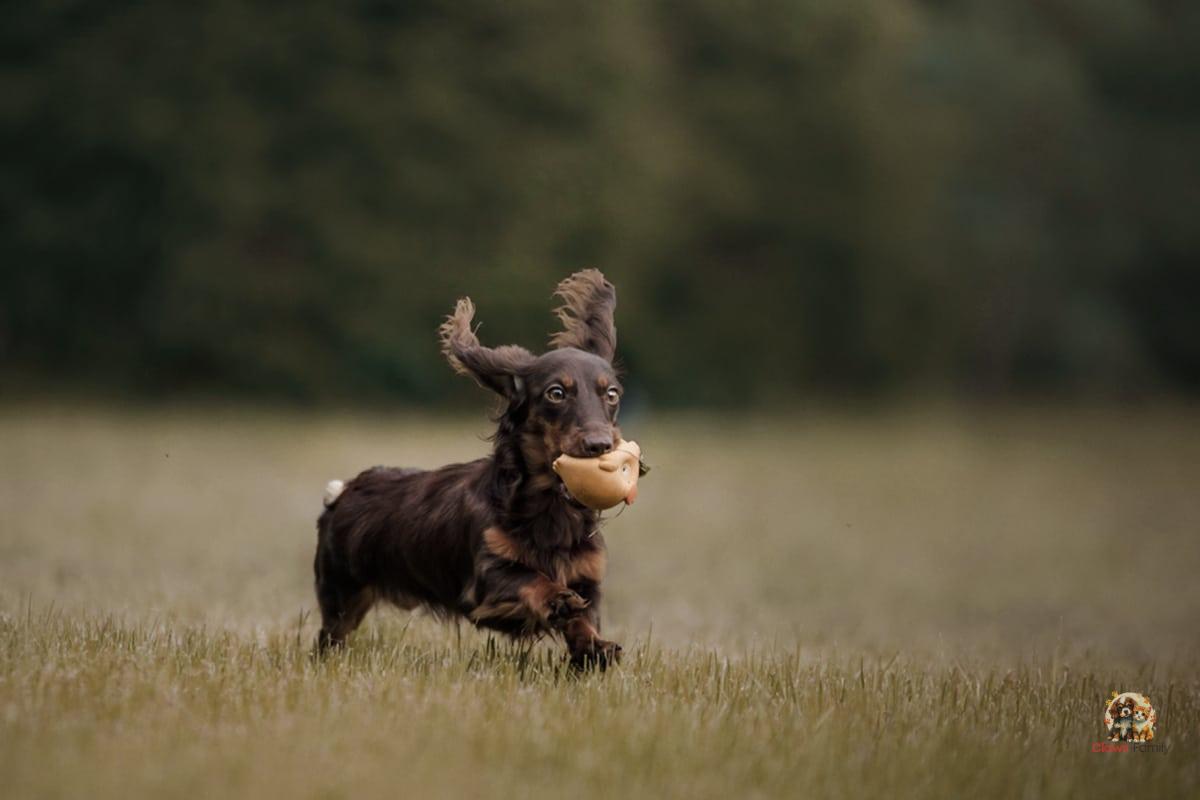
[314,270,626,668]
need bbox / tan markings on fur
[470,577,562,627]
[518,578,562,621]
[563,548,607,585]
[563,615,600,649]
[597,375,609,390]
[469,597,527,625]
[561,375,575,389]
[483,527,523,563]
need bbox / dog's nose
[582,436,612,457]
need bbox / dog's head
[439,270,623,473]
[1108,697,1135,720]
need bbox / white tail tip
[323,479,346,507]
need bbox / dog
[1108,697,1136,742]
[313,270,626,668]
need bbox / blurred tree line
[2,0,1198,406]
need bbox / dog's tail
[323,479,346,508]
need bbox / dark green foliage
[2,1,1197,405]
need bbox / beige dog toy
[552,439,646,510]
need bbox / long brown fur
[314,271,627,669]
[547,269,617,362]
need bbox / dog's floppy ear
[548,269,617,362]
[439,298,534,398]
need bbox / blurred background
[2,2,1199,659]
[3,0,1199,406]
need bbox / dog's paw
[546,589,589,625]
[569,638,622,671]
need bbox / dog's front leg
[470,559,588,635]
[562,579,621,670]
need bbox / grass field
[1,405,1198,797]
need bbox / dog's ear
[548,269,617,362]
[439,298,534,399]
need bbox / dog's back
[315,461,493,625]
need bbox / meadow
[1,405,1197,798]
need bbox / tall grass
[1,406,1197,797]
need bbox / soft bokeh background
[3,1,1199,405]
[2,4,1200,797]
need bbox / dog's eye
[545,385,566,403]
[605,387,621,404]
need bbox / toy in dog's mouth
[552,439,647,511]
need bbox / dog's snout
[582,435,612,457]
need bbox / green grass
[1,405,1198,798]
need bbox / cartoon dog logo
[1105,692,1155,742]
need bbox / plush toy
[552,439,646,510]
